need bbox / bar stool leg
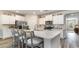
[25,39,27,48]
[18,40,21,48]
[31,38,33,48]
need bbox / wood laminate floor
[0,38,13,48]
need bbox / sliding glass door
[66,18,78,31]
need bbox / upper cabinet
[1,15,10,24]
[45,15,53,21]
[53,15,64,24]
[0,14,15,24]
[0,14,25,24]
[38,15,53,25]
[39,14,64,24]
[15,15,25,21]
[9,15,15,24]
[39,18,45,24]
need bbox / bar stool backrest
[11,29,19,40]
[22,31,26,39]
[31,31,35,37]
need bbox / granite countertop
[34,29,63,39]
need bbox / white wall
[25,15,38,30]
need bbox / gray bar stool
[27,31,44,48]
[21,30,28,48]
[11,29,20,48]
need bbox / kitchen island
[34,29,63,48]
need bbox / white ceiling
[4,10,64,15]
[1,10,79,16]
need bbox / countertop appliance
[44,21,54,30]
[15,20,29,30]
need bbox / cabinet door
[39,18,45,24]
[45,15,53,21]
[15,15,24,21]
[9,16,15,24]
[3,29,12,39]
[53,15,64,24]
[1,15,10,24]
[58,15,64,24]
[53,15,58,24]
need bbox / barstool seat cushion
[27,38,43,46]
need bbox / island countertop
[34,29,63,48]
[34,29,63,39]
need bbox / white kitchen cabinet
[39,15,53,24]
[39,18,45,24]
[0,14,25,24]
[2,29,12,39]
[0,15,16,24]
[0,29,3,39]
[15,15,25,21]
[0,29,12,39]
[9,16,15,24]
[10,15,25,24]
[53,15,64,24]
[1,15,10,24]
[45,15,53,21]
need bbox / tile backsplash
[53,24,65,29]
[34,24,45,31]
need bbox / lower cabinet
[0,29,12,39]
[0,29,3,39]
